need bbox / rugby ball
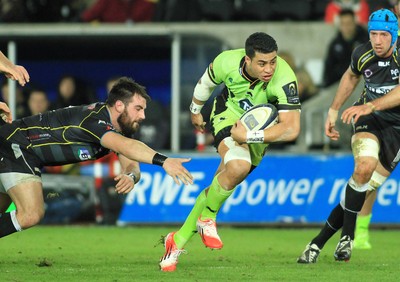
[239,104,278,131]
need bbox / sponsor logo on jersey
[98,119,114,129]
[378,61,390,67]
[355,125,368,131]
[282,81,299,104]
[360,53,373,64]
[239,99,254,111]
[391,69,400,80]
[364,69,373,78]
[365,84,395,94]
[28,133,51,141]
[79,149,91,160]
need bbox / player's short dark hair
[339,8,355,18]
[245,32,278,59]
[107,77,151,106]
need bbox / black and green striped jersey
[351,41,400,123]
[0,102,116,167]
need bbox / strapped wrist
[152,152,168,166]
[246,130,264,143]
[366,102,376,112]
[189,101,203,114]
[126,172,137,183]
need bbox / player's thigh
[5,177,44,214]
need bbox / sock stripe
[326,220,339,231]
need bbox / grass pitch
[0,226,399,281]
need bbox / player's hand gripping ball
[239,103,278,131]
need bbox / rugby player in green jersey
[159,32,301,272]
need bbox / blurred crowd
[0,0,394,23]
[0,0,396,152]
[1,0,396,151]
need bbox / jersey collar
[240,57,261,89]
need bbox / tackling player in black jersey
[0,77,193,241]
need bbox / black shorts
[354,113,400,172]
[0,136,42,176]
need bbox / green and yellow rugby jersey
[207,48,301,118]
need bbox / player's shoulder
[352,41,373,60]
[215,48,245,63]
[212,49,244,77]
[351,41,374,71]
[72,102,108,124]
[276,56,294,72]
[85,103,108,118]
[273,56,296,80]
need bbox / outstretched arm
[0,51,30,86]
[101,132,193,185]
[0,102,12,123]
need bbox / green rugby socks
[174,190,207,249]
[201,174,234,220]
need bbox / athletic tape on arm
[193,69,218,102]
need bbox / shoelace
[202,220,219,237]
[171,249,187,259]
[161,248,187,262]
[338,237,352,251]
[338,242,351,253]
[307,247,319,261]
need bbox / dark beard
[117,109,138,137]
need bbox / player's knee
[353,161,376,183]
[225,159,251,181]
[352,137,379,183]
[17,207,45,228]
[352,138,379,183]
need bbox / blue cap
[368,9,398,47]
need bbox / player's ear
[245,55,251,65]
[115,100,125,114]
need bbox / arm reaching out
[0,102,12,123]
[101,132,193,185]
[0,52,30,86]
